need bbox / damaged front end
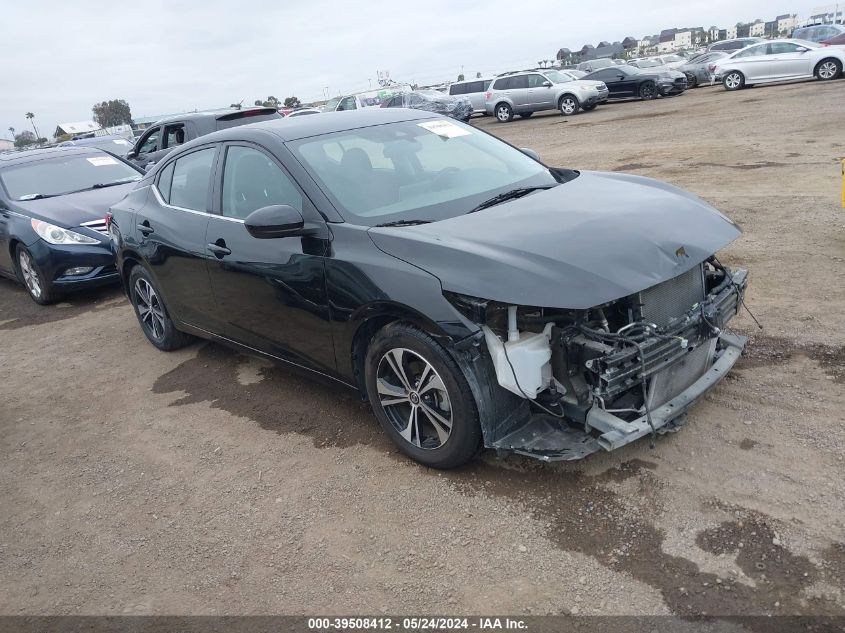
[448,258,748,461]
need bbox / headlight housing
[31,219,99,245]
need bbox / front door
[136,144,220,332]
[732,43,769,81]
[131,126,162,170]
[525,73,555,108]
[763,42,813,79]
[205,143,336,374]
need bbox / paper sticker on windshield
[417,120,471,139]
[87,156,119,166]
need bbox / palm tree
[8,126,14,139]
[25,112,40,141]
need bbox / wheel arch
[814,57,842,77]
[347,301,461,398]
[557,92,578,106]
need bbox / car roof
[0,145,104,167]
[187,108,442,144]
[152,107,279,126]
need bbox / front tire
[15,245,58,305]
[128,266,193,351]
[686,74,698,88]
[639,82,657,100]
[494,102,514,123]
[723,71,745,91]
[816,58,842,81]
[558,94,580,115]
[365,323,481,469]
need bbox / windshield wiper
[18,193,58,201]
[373,219,432,228]
[467,185,556,214]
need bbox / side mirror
[244,204,305,239]
[127,150,137,159]
[520,148,541,162]
[542,80,552,87]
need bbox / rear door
[508,75,531,110]
[205,142,335,374]
[136,144,221,332]
[731,43,769,81]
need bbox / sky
[0,0,829,139]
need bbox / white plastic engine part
[482,322,554,399]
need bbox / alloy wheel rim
[726,74,741,89]
[820,62,836,79]
[642,85,655,98]
[376,348,453,450]
[561,99,576,114]
[19,251,42,299]
[497,106,510,121]
[134,278,166,340]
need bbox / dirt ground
[1,80,844,621]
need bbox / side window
[337,96,357,111]
[449,83,464,95]
[768,42,800,54]
[510,75,529,89]
[735,45,764,58]
[157,161,175,202]
[169,147,216,212]
[482,80,492,91]
[492,78,508,90]
[138,127,160,155]
[527,74,547,88]
[221,146,302,220]
[408,94,424,106]
[163,124,186,149]
[468,81,483,93]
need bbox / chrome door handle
[207,243,231,258]
[137,223,154,235]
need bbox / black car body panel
[368,171,740,309]
[110,111,748,464]
[584,67,686,98]
[0,147,141,294]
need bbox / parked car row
[1,108,750,470]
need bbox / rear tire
[364,323,481,469]
[686,74,698,88]
[495,102,514,123]
[558,94,581,115]
[15,245,59,305]
[815,58,842,81]
[723,71,745,91]
[128,265,194,351]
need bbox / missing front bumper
[490,331,746,461]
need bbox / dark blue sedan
[0,146,142,304]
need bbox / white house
[749,21,766,37]
[54,120,100,137]
[726,26,738,39]
[675,30,693,48]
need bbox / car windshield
[290,119,562,225]
[0,153,141,201]
[543,70,573,83]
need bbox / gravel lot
[1,80,844,621]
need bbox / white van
[448,78,494,115]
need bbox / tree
[25,112,40,140]
[254,99,263,106]
[14,130,37,148]
[92,99,132,128]
[476,72,482,78]
[8,127,14,139]
[457,73,465,81]
[283,96,301,108]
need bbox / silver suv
[484,69,609,122]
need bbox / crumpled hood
[13,182,135,228]
[368,171,741,310]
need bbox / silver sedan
[713,39,845,90]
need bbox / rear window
[215,109,282,130]
[449,83,466,95]
[0,152,141,201]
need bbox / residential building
[0,138,14,152]
[726,26,738,39]
[53,120,100,137]
[777,14,798,33]
[750,20,766,37]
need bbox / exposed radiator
[641,265,706,328]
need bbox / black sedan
[0,146,142,303]
[110,110,747,468]
[583,65,687,99]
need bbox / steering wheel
[432,167,461,191]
